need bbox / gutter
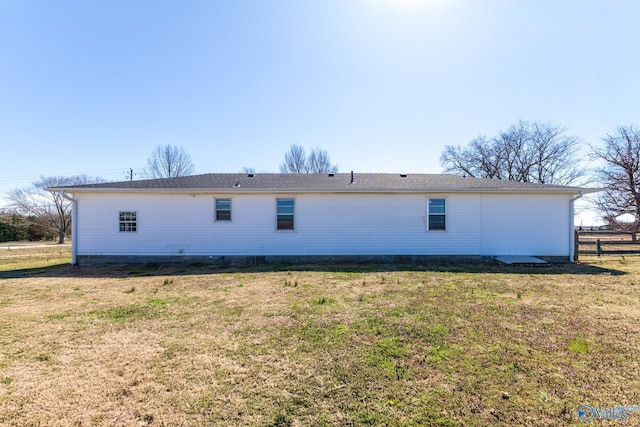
[569,191,584,263]
[61,191,78,265]
[47,187,596,196]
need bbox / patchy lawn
[1,248,639,426]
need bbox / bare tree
[279,144,338,174]
[307,147,338,174]
[440,120,585,185]
[529,121,585,185]
[591,125,640,231]
[279,144,308,173]
[440,136,502,179]
[241,166,256,174]
[144,145,195,178]
[7,175,104,243]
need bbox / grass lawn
[1,248,639,426]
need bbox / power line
[0,167,145,185]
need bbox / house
[49,173,596,265]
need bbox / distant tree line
[0,212,55,242]
[7,175,105,243]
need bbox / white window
[215,198,231,221]
[119,211,137,232]
[276,198,294,230]
[428,199,446,231]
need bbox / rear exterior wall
[73,192,572,258]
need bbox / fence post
[597,239,602,257]
[574,230,579,262]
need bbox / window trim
[119,211,137,232]
[215,198,232,222]
[276,198,295,231]
[427,198,447,231]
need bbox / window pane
[216,210,231,221]
[277,199,294,207]
[429,215,446,230]
[215,199,231,221]
[216,199,231,210]
[277,199,294,230]
[277,215,294,230]
[119,211,137,232]
[429,199,446,214]
[277,199,294,214]
[277,199,295,230]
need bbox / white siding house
[50,173,595,265]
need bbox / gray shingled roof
[49,173,595,194]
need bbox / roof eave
[47,186,599,195]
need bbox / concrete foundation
[75,254,570,266]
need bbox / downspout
[61,191,78,265]
[569,191,584,263]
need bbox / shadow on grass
[0,259,628,279]
[0,263,75,279]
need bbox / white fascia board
[46,186,600,196]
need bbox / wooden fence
[575,230,640,260]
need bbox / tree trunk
[58,230,65,244]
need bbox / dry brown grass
[1,248,640,426]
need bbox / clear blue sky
[1,0,639,223]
